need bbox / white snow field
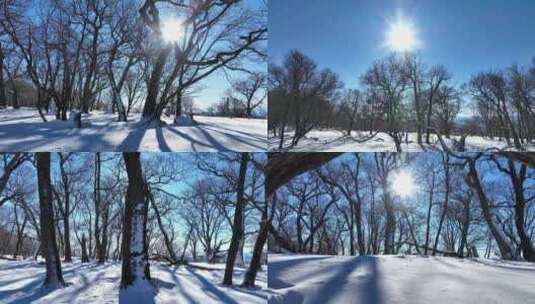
[0,108,267,152]
[268,254,535,304]
[0,258,269,304]
[269,130,535,152]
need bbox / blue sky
[269,0,535,89]
[188,0,266,110]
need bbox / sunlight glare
[161,19,183,44]
[386,17,419,52]
[390,170,417,198]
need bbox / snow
[0,108,267,152]
[0,259,269,303]
[268,254,535,304]
[119,279,155,304]
[173,114,197,126]
[269,129,535,152]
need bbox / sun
[386,17,419,52]
[161,19,183,44]
[390,170,417,198]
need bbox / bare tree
[362,55,407,152]
[120,152,151,288]
[138,0,267,124]
[223,153,249,286]
[36,152,66,289]
[230,72,266,118]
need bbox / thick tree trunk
[120,153,151,288]
[36,152,66,289]
[223,153,249,286]
[142,47,171,122]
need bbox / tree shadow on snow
[161,265,198,303]
[314,256,382,304]
[268,256,331,289]
[155,126,171,152]
[301,256,382,304]
[186,267,240,304]
[116,124,148,151]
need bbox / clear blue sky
[269,0,535,89]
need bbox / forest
[266,152,535,303]
[0,0,267,152]
[268,152,535,259]
[268,50,535,152]
[0,152,269,303]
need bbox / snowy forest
[269,50,535,152]
[267,152,535,303]
[0,0,267,152]
[0,152,269,303]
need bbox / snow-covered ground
[268,254,535,304]
[0,108,267,152]
[269,130,535,152]
[0,259,269,304]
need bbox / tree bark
[142,47,171,122]
[37,152,66,289]
[120,153,151,288]
[223,153,249,286]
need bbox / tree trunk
[81,234,89,263]
[0,45,6,108]
[424,171,435,255]
[383,184,395,254]
[433,154,450,255]
[63,215,72,262]
[36,152,66,289]
[120,153,151,288]
[95,153,104,264]
[142,47,171,122]
[465,159,514,259]
[58,154,72,263]
[148,188,178,263]
[13,205,28,259]
[507,159,535,261]
[175,92,182,118]
[223,153,249,286]
[242,205,268,287]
